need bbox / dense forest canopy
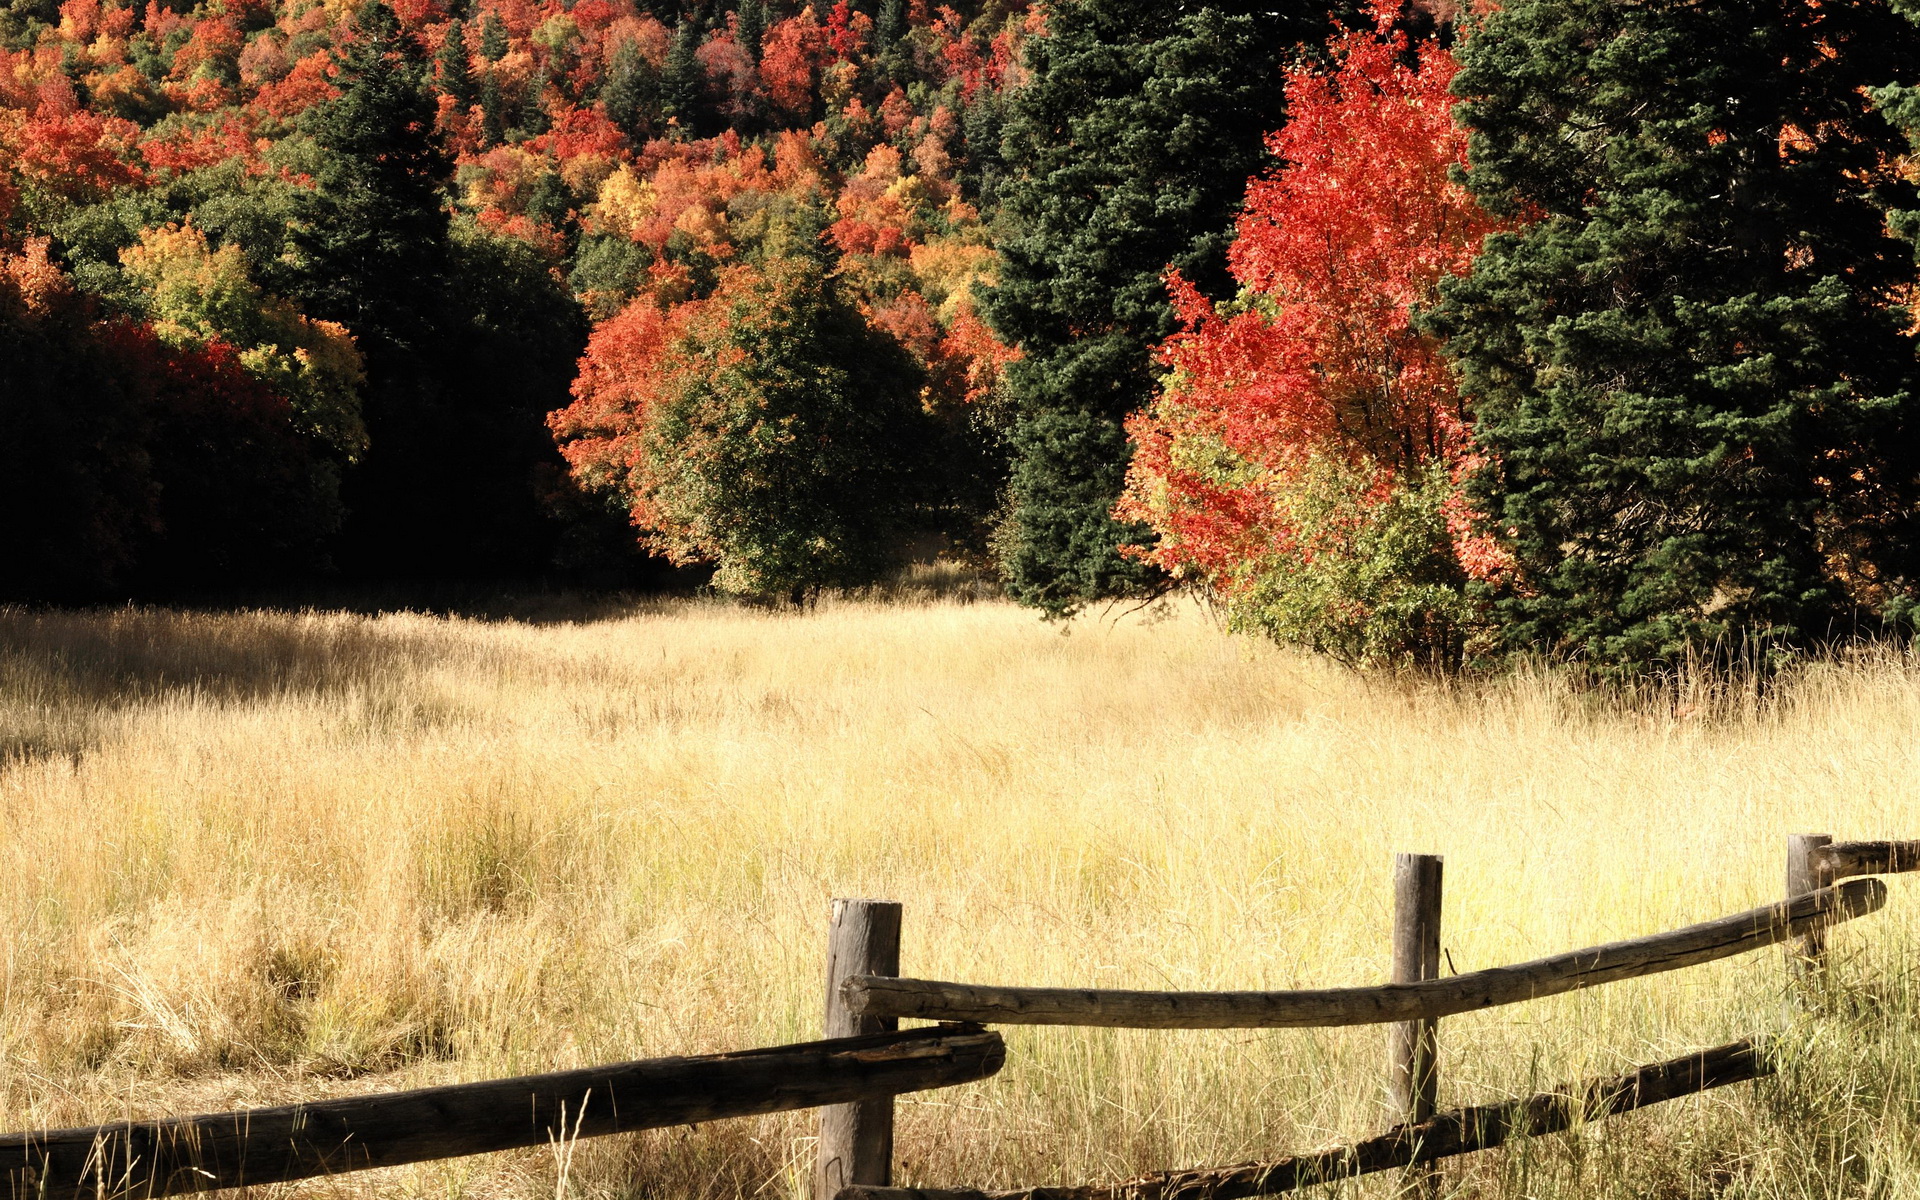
[5,0,1920,674]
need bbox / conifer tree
[291,0,451,363]
[662,14,704,136]
[981,0,1338,617]
[601,38,657,140]
[478,12,508,60]
[737,0,766,62]
[514,67,550,140]
[478,69,507,145]
[435,18,475,110]
[1432,0,1920,668]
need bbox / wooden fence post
[1388,853,1443,1199]
[817,899,903,1200]
[1786,833,1834,977]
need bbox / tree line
[3,0,1919,673]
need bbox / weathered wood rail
[840,879,1885,1029]
[817,831,1919,1200]
[1,831,1908,1200]
[837,1039,1772,1200]
[0,1025,1004,1200]
[1815,839,1920,880]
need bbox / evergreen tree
[436,17,476,110]
[737,0,766,62]
[1431,0,1920,669]
[601,36,658,140]
[980,0,1338,617]
[662,14,704,136]
[514,66,550,140]
[478,68,507,146]
[291,0,451,363]
[478,11,508,60]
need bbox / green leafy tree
[981,0,1337,616]
[1431,0,1920,670]
[556,252,935,601]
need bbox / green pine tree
[435,17,476,110]
[1430,0,1920,670]
[513,66,549,140]
[980,0,1338,617]
[600,37,658,141]
[477,68,506,145]
[291,0,452,362]
[662,14,703,137]
[736,0,766,61]
[478,11,508,60]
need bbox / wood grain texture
[1816,840,1920,879]
[836,1039,1772,1200]
[0,1025,1004,1200]
[844,879,1886,1029]
[818,899,905,1200]
[1386,854,1442,1199]
[1786,834,1836,971]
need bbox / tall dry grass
[1,590,1917,1200]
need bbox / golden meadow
[2,592,1918,1200]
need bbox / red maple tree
[1118,3,1509,663]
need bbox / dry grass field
[2,586,1919,1200]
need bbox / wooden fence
[0,835,1911,1200]
[818,835,1920,1200]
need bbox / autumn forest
[6,0,1920,673]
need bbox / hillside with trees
[6,0,1920,674]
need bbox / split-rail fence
[0,835,1912,1200]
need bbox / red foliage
[760,6,825,117]
[549,293,701,517]
[5,107,147,202]
[1120,4,1508,584]
[254,49,339,117]
[140,113,264,176]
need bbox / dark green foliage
[0,0,57,51]
[569,231,653,319]
[643,254,936,600]
[981,0,1337,616]
[601,37,659,140]
[478,69,507,146]
[437,19,477,110]
[514,67,551,140]
[1432,0,1920,670]
[737,0,766,61]
[285,0,583,577]
[289,0,452,360]
[478,11,508,60]
[662,15,704,136]
[995,408,1152,616]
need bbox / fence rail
[841,878,1885,1029]
[838,1039,1772,1200]
[0,832,1910,1200]
[820,832,1918,1200]
[0,1025,1004,1200]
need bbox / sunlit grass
[1,590,1916,1199]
